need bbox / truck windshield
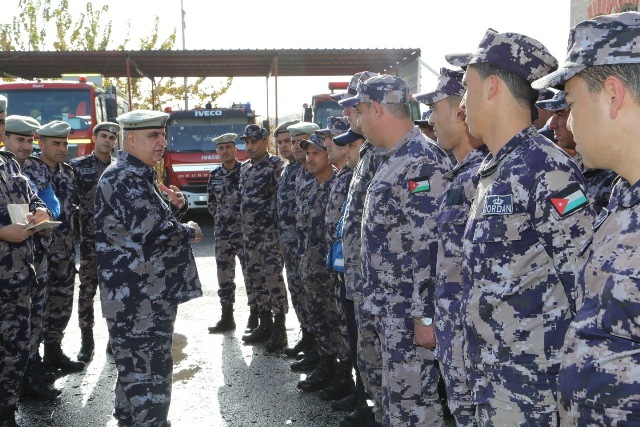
[314,99,344,128]
[166,118,248,152]
[0,88,93,131]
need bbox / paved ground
[15,211,454,427]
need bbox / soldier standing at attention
[447,29,594,424]
[207,133,246,334]
[71,122,120,362]
[36,121,84,374]
[95,110,203,427]
[415,67,487,426]
[532,11,640,425]
[238,125,289,352]
[0,95,51,426]
[341,74,451,426]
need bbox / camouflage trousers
[375,316,443,427]
[281,240,309,329]
[242,231,288,315]
[354,295,383,424]
[0,286,31,406]
[107,307,177,427]
[434,308,477,426]
[476,403,559,426]
[43,236,77,344]
[77,238,99,329]
[214,234,246,307]
[29,245,49,361]
[330,272,350,361]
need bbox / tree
[0,0,233,109]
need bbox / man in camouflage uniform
[96,110,203,427]
[207,133,246,334]
[535,90,617,215]
[71,122,119,362]
[342,75,451,426]
[415,67,488,426]
[413,110,437,141]
[532,11,640,425]
[3,116,62,399]
[36,121,84,373]
[0,94,51,425]
[238,124,289,352]
[446,29,595,425]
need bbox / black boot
[33,354,56,384]
[0,405,20,427]
[241,312,273,344]
[297,355,336,392]
[283,328,311,358]
[331,369,363,411]
[43,342,85,372]
[77,327,95,363]
[208,305,236,334]
[290,336,319,372]
[245,307,259,332]
[265,314,287,352]
[20,363,61,400]
[318,359,355,401]
[339,389,371,427]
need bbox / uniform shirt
[239,154,283,238]
[462,126,594,410]
[207,160,242,239]
[95,151,202,323]
[434,145,489,361]
[276,160,301,245]
[361,127,450,318]
[295,168,319,257]
[21,156,60,220]
[70,152,116,241]
[573,154,617,215]
[300,172,336,275]
[558,177,640,419]
[0,151,45,288]
[342,141,383,300]
[325,167,353,249]
[39,155,77,240]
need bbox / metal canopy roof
[0,48,421,80]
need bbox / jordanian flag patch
[409,176,431,193]
[549,183,589,217]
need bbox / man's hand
[159,183,186,209]
[0,224,35,243]
[414,323,436,349]
[187,221,203,243]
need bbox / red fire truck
[0,74,129,160]
[305,82,348,127]
[161,103,254,210]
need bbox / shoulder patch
[408,175,431,193]
[483,195,513,215]
[549,183,588,217]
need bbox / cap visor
[532,65,585,90]
[330,92,350,101]
[535,99,568,112]
[445,53,474,68]
[338,95,363,108]
[414,90,448,106]
[333,130,364,146]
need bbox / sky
[2,0,574,120]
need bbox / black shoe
[20,380,61,400]
[32,357,56,384]
[0,405,20,427]
[290,353,319,372]
[330,389,359,411]
[265,314,287,352]
[297,355,336,392]
[77,327,95,363]
[283,328,311,358]
[242,312,273,344]
[208,305,236,334]
[245,307,259,332]
[339,404,371,427]
[318,360,355,401]
[43,343,85,372]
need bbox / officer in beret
[447,28,594,424]
[0,96,50,425]
[535,91,617,215]
[238,124,289,352]
[415,67,488,426]
[34,121,85,374]
[532,11,640,425]
[3,116,63,399]
[341,74,452,425]
[95,110,203,426]
[207,133,247,334]
[70,122,120,362]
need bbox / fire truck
[0,74,129,160]
[161,103,254,210]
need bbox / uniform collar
[120,151,156,180]
[478,126,536,177]
[381,127,421,160]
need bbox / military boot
[283,328,311,358]
[297,355,336,392]
[0,405,20,427]
[245,307,259,332]
[33,355,56,384]
[338,389,371,427]
[318,359,355,401]
[290,336,319,372]
[77,327,95,363]
[241,312,273,344]
[208,305,236,334]
[20,363,61,400]
[265,314,287,352]
[331,369,363,411]
[43,342,85,372]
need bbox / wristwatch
[413,316,433,327]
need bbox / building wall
[571,0,638,26]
